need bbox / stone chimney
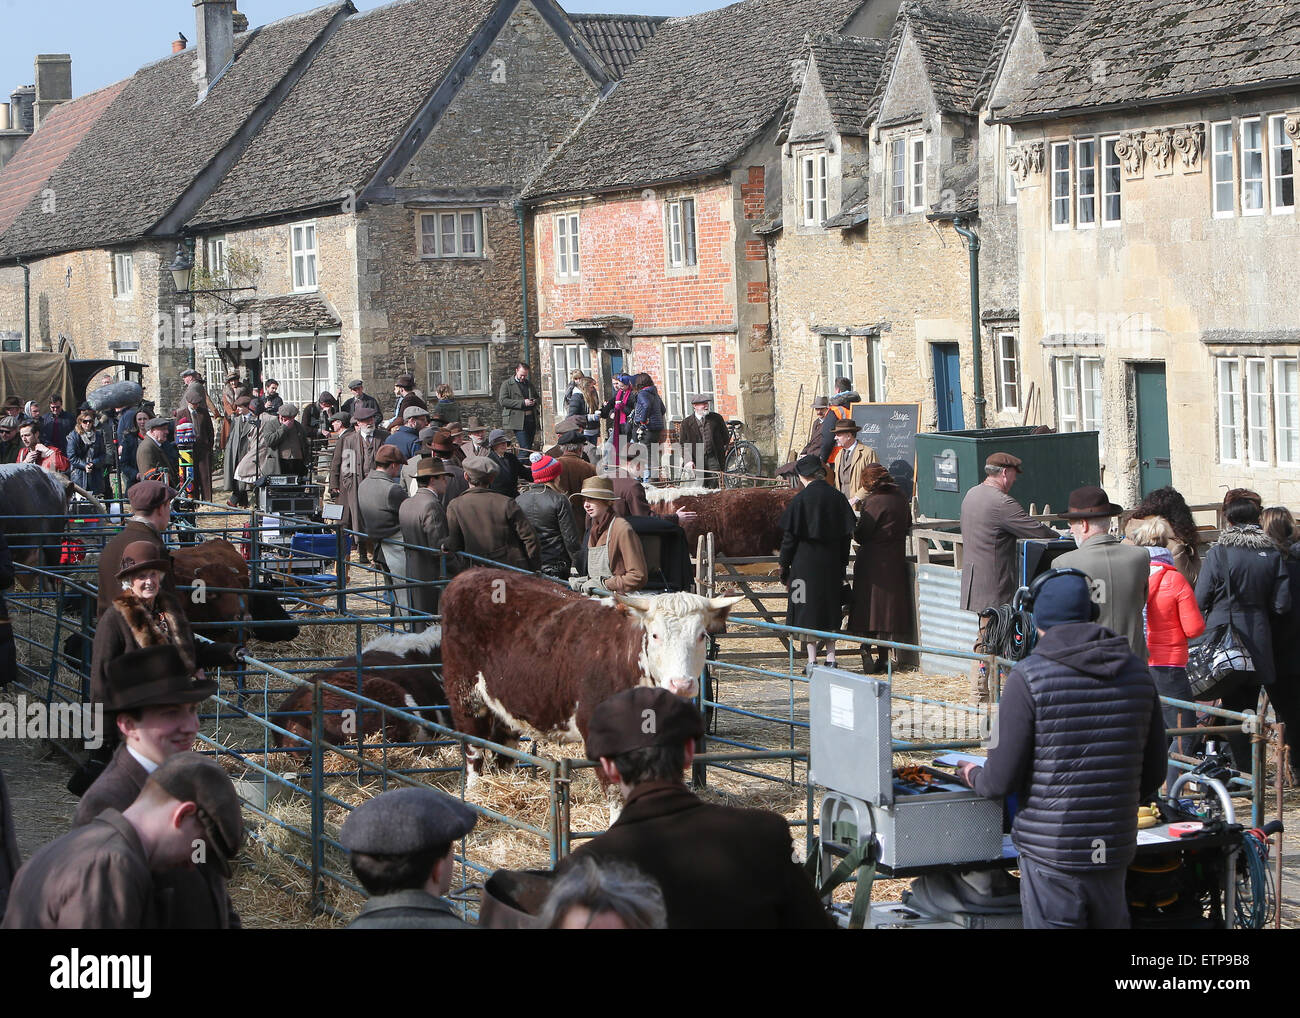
[9,85,35,133]
[33,55,72,130]
[194,0,236,96]
[173,33,188,54]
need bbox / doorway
[932,343,965,431]
[1134,363,1172,495]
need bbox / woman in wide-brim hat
[568,477,647,594]
[90,541,239,713]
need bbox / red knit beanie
[530,452,561,484]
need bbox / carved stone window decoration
[1007,141,1045,186]
[1286,112,1300,149]
[1113,131,1146,178]
[1143,127,1174,175]
[1171,124,1205,172]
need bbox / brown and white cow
[270,628,446,748]
[170,538,300,642]
[440,568,740,784]
[649,485,795,558]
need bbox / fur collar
[1216,525,1276,550]
[111,590,198,674]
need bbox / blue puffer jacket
[971,622,1167,871]
[632,386,665,432]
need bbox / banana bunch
[1137,803,1160,829]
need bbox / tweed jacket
[959,483,1058,613]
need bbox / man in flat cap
[97,480,178,618]
[385,372,427,432]
[1054,485,1151,658]
[960,452,1058,702]
[262,402,310,481]
[361,444,413,624]
[400,457,452,626]
[340,786,476,929]
[341,379,381,421]
[331,404,381,564]
[4,751,242,929]
[137,416,179,488]
[223,395,258,507]
[677,394,728,488]
[72,646,240,928]
[445,456,540,574]
[0,415,20,464]
[384,405,430,460]
[560,688,832,929]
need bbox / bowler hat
[585,687,705,761]
[1061,485,1123,519]
[104,645,217,713]
[340,786,476,856]
[116,540,169,580]
[150,752,243,878]
[985,451,1023,473]
[127,479,175,512]
[463,455,499,483]
[375,444,406,467]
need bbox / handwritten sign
[851,402,921,494]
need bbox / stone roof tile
[570,13,667,78]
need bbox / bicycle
[722,419,762,488]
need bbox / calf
[271,676,422,747]
[651,486,795,558]
[440,568,739,784]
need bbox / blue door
[933,343,965,431]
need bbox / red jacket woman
[1146,554,1205,666]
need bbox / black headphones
[1014,567,1100,621]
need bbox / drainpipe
[514,200,531,368]
[19,258,31,352]
[951,217,985,429]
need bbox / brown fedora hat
[831,418,860,435]
[1060,485,1124,519]
[116,540,170,580]
[104,645,217,713]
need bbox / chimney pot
[172,33,188,54]
[0,103,9,132]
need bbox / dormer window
[910,136,925,212]
[800,152,828,226]
[887,132,925,216]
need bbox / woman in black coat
[1263,507,1300,780]
[1194,497,1292,770]
[846,464,913,673]
[779,455,856,672]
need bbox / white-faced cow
[271,629,445,748]
[440,567,740,785]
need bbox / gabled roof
[189,0,506,228]
[524,0,868,200]
[570,13,667,79]
[1000,0,1300,121]
[0,79,127,239]
[872,0,1010,121]
[808,33,889,137]
[0,3,350,258]
[974,0,1091,108]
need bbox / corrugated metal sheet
[917,562,979,677]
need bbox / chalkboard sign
[850,402,921,494]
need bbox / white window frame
[1076,138,1097,229]
[889,139,906,216]
[551,343,594,414]
[826,337,854,398]
[1055,355,1102,441]
[1051,142,1071,230]
[1246,356,1270,465]
[909,136,925,213]
[1101,136,1121,226]
[664,341,714,423]
[555,213,580,280]
[799,153,829,226]
[259,334,339,408]
[995,330,1020,411]
[1212,121,1235,218]
[427,344,490,398]
[1275,357,1300,467]
[665,197,698,267]
[291,222,318,292]
[113,253,134,299]
[420,209,484,258]
[205,236,227,276]
[1055,356,1079,431]
[1268,114,1295,214]
[1241,117,1265,217]
[1080,357,1103,437]
[1217,357,1243,463]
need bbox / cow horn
[69,482,107,515]
[613,592,654,614]
[707,595,744,612]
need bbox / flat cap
[586,687,704,761]
[234,395,252,409]
[795,454,824,478]
[418,426,439,443]
[348,379,365,390]
[688,393,713,405]
[462,455,499,483]
[351,406,377,423]
[330,412,351,425]
[0,416,19,428]
[127,479,175,512]
[278,403,299,418]
[403,405,429,421]
[184,382,206,405]
[985,451,1023,472]
[340,786,476,856]
[145,416,173,431]
[150,752,244,877]
[375,444,407,467]
[487,428,510,446]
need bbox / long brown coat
[847,489,913,639]
[959,482,1058,612]
[91,589,199,706]
[2,810,158,929]
[399,487,448,625]
[830,441,879,505]
[329,427,378,535]
[554,453,596,497]
[584,511,647,593]
[97,519,177,618]
[445,487,540,573]
[71,747,239,928]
